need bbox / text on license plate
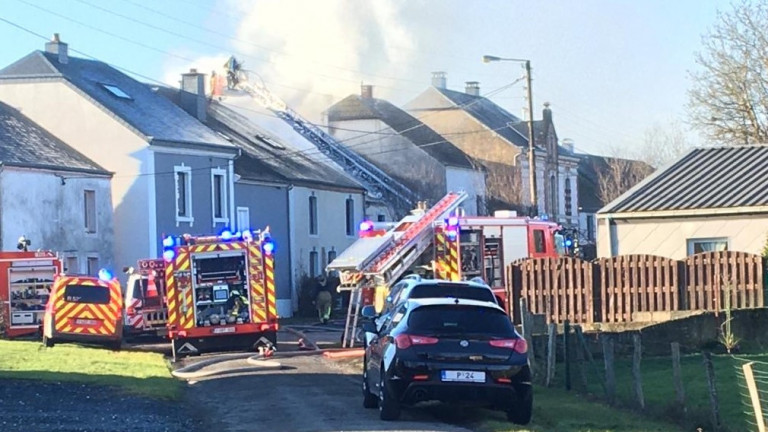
[213,327,236,334]
[74,319,99,326]
[441,370,486,383]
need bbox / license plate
[75,319,99,326]
[213,327,236,334]
[441,370,486,383]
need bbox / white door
[237,207,250,231]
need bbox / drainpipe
[228,159,236,231]
[287,184,296,313]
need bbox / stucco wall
[446,167,484,216]
[596,214,768,259]
[0,80,149,278]
[0,167,114,273]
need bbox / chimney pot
[45,33,68,64]
[431,71,446,89]
[562,138,575,153]
[465,81,480,96]
[361,84,373,99]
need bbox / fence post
[743,362,766,432]
[702,351,722,431]
[602,333,615,405]
[546,323,557,387]
[671,342,686,408]
[564,320,571,391]
[573,325,589,392]
[632,332,645,410]
[520,298,536,378]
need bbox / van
[42,270,123,350]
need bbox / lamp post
[483,55,537,216]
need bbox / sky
[0,0,731,157]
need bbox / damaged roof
[0,51,233,148]
[0,101,109,175]
[327,95,474,169]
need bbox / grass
[0,340,181,399]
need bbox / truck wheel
[110,340,122,351]
[43,335,54,348]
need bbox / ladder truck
[327,191,469,347]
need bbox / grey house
[0,101,114,273]
[0,36,239,275]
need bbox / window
[586,215,595,241]
[84,190,96,233]
[64,285,110,304]
[328,249,337,265]
[309,195,318,235]
[101,84,132,100]
[211,168,228,224]
[345,197,355,236]
[87,256,99,276]
[564,178,572,217]
[407,305,516,337]
[65,256,78,274]
[309,250,319,277]
[377,214,386,222]
[237,207,250,231]
[533,229,546,253]
[687,238,728,255]
[549,174,557,217]
[175,165,193,224]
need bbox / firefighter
[226,289,249,319]
[314,275,332,324]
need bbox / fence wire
[733,356,768,431]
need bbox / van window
[131,278,148,300]
[64,285,110,304]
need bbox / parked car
[360,298,532,424]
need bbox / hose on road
[171,354,282,379]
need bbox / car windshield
[407,305,516,337]
[408,283,496,303]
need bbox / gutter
[597,205,768,220]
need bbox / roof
[600,145,768,214]
[327,95,474,169]
[0,51,233,148]
[0,101,109,175]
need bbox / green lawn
[0,340,180,399]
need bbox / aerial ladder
[327,191,468,347]
[221,57,415,210]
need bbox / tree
[594,155,654,205]
[688,0,768,145]
[640,121,694,169]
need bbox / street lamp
[483,55,538,216]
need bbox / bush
[0,307,7,338]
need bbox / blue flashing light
[447,216,460,227]
[98,268,113,281]
[221,230,233,241]
[242,230,253,241]
[263,240,275,255]
[163,249,176,262]
[359,220,373,231]
[162,236,175,248]
[565,239,573,247]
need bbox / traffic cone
[146,272,159,298]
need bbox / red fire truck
[163,229,278,360]
[123,258,168,337]
[0,250,62,338]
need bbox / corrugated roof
[327,95,474,169]
[601,145,768,214]
[0,101,109,174]
[0,51,233,148]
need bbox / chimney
[431,71,446,89]
[562,138,575,153]
[465,81,480,96]
[542,101,552,125]
[361,84,373,99]
[45,33,68,64]
[180,68,207,122]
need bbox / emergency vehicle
[42,269,123,350]
[327,191,562,346]
[0,250,62,338]
[163,229,278,360]
[123,258,168,337]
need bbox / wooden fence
[507,251,765,325]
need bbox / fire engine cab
[123,258,167,338]
[163,229,278,360]
[0,250,62,338]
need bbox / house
[404,73,581,226]
[0,35,239,276]
[0,101,114,273]
[325,85,485,215]
[163,73,367,315]
[596,145,768,259]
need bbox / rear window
[409,283,496,303]
[64,285,110,304]
[407,305,516,337]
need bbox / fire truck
[0,250,62,338]
[163,229,278,360]
[123,258,168,338]
[327,191,562,346]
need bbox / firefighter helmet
[210,314,221,325]
[226,315,236,324]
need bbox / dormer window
[101,84,132,100]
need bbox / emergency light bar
[444,217,460,241]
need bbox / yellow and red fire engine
[42,269,123,349]
[123,258,168,337]
[163,229,278,360]
[0,249,62,338]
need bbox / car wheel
[506,384,533,425]
[362,362,378,409]
[379,366,401,421]
[42,335,54,348]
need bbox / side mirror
[361,305,377,319]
